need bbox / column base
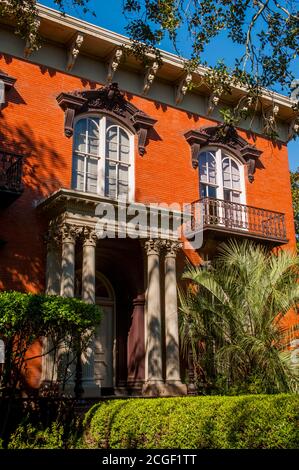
[142,380,187,397]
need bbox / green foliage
[2,1,298,95]
[8,422,64,449]
[179,240,299,394]
[123,1,299,92]
[84,395,299,449]
[0,291,101,336]
[0,1,93,52]
[0,291,101,395]
[2,397,85,449]
[291,169,299,251]
[0,1,40,52]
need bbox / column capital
[82,226,97,247]
[60,223,81,244]
[144,238,164,256]
[44,220,61,248]
[165,240,183,258]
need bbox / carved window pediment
[184,124,262,182]
[57,82,157,156]
[0,71,16,107]
[0,71,16,91]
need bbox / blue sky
[39,0,298,172]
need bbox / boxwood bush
[83,395,299,449]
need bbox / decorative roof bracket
[206,91,222,116]
[175,73,192,105]
[143,61,159,95]
[66,32,85,72]
[106,48,123,83]
[0,71,16,107]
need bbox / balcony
[189,197,288,245]
[0,150,23,207]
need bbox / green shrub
[84,395,299,449]
[0,291,101,396]
[8,422,64,449]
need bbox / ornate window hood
[0,70,16,90]
[184,124,262,182]
[0,70,16,107]
[57,82,157,156]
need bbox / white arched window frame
[198,147,246,205]
[72,114,135,201]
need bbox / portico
[39,188,187,396]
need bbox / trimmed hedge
[84,395,299,449]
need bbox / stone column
[60,223,78,298]
[41,222,61,386]
[143,239,164,395]
[127,294,145,387]
[82,227,97,304]
[81,226,100,397]
[164,241,186,394]
[45,221,61,296]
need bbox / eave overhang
[0,3,296,124]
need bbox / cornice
[0,4,295,130]
[31,4,295,121]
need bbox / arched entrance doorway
[77,271,115,397]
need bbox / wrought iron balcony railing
[0,150,23,206]
[189,197,288,244]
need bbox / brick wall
[0,53,296,295]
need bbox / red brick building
[0,5,297,396]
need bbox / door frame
[94,271,116,390]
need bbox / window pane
[119,129,130,163]
[232,174,240,190]
[118,164,129,198]
[72,155,85,191]
[207,186,217,198]
[74,119,87,153]
[86,157,98,176]
[231,191,241,203]
[224,189,231,201]
[231,161,240,189]
[222,157,230,171]
[86,176,97,193]
[118,181,128,197]
[209,167,216,184]
[199,151,216,184]
[200,183,207,198]
[200,163,207,182]
[105,161,116,198]
[231,160,239,175]
[86,157,98,193]
[87,119,99,155]
[106,126,118,160]
[223,171,231,188]
[119,164,129,183]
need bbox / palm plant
[179,239,299,394]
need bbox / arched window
[199,148,245,204]
[72,116,134,200]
